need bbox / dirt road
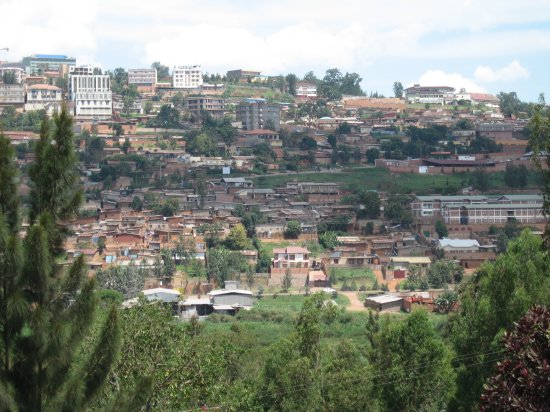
[341,291,365,311]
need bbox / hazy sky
[1,0,549,101]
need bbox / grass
[329,267,377,290]
[251,167,542,195]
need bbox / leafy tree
[160,248,176,278]
[186,132,216,156]
[318,231,341,249]
[206,246,231,286]
[393,81,404,98]
[130,195,143,211]
[95,265,146,297]
[151,61,169,79]
[285,73,297,96]
[284,220,302,239]
[497,91,527,117]
[365,148,380,164]
[435,220,448,239]
[373,309,456,411]
[340,72,364,96]
[471,168,489,193]
[327,134,337,148]
[360,190,381,219]
[282,268,292,292]
[448,230,550,410]
[434,291,458,313]
[156,104,180,129]
[480,305,550,411]
[2,71,16,84]
[428,260,463,288]
[225,223,249,250]
[171,92,184,108]
[299,136,317,150]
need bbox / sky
[1,0,549,101]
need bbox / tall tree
[0,134,19,232]
[0,109,146,410]
[374,309,456,411]
[448,230,550,410]
[285,73,297,96]
[393,81,404,98]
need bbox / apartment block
[236,98,280,131]
[185,96,224,118]
[172,65,203,89]
[69,67,112,119]
[128,68,157,85]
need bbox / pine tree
[0,134,19,233]
[0,107,149,411]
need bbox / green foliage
[366,148,380,164]
[504,163,529,190]
[448,230,550,410]
[95,265,146,297]
[0,134,19,232]
[318,231,341,249]
[282,268,292,293]
[393,81,403,98]
[435,220,448,239]
[284,220,302,238]
[225,223,249,250]
[373,309,456,411]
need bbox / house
[404,84,455,105]
[438,238,480,254]
[308,270,327,287]
[0,84,25,107]
[142,288,181,303]
[295,82,317,99]
[208,281,254,307]
[364,294,403,312]
[243,129,282,147]
[185,97,225,118]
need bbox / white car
[322,287,337,294]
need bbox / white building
[404,84,455,105]
[0,67,24,84]
[172,65,203,89]
[128,68,157,85]
[69,67,112,119]
[69,65,95,76]
[296,81,317,98]
[25,84,63,115]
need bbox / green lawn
[329,267,377,290]
[252,167,541,195]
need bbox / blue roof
[33,54,73,59]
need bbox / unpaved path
[341,291,365,311]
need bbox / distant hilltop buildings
[404,84,499,107]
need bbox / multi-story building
[185,96,224,118]
[270,246,311,283]
[295,81,317,99]
[226,69,261,83]
[22,54,76,75]
[243,129,282,147]
[69,67,112,119]
[128,68,157,85]
[69,65,94,76]
[411,194,544,225]
[236,98,280,131]
[172,65,203,89]
[404,84,455,105]
[25,84,63,114]
[0,84,25,106]
[0,67,24,84]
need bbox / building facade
[128,68,157,85]
[236,98,280,131]
[69,69,112,119]
[25,84,63,114]
[0,84,25,106]
[22,54,76,75]
[0,67,24,84]
[404,84,455,105]
[185,96,224,118]
[226,69,261,83]
[295,81,317,99]
[172,65,203,89]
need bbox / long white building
[172,65,203,89]
[69,67,112,119]
[128,68,157,85]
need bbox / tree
[284,220,302,239]
[299,136,317,150]
[340,72,364,96]
[156,104,180,129]
[225,223,249,250]
[448,230,550,410]
[373,309,456,411]
[95,265,146,298]
[427,260,463,288]
[2,71,16,84]
[0,134,19,232]
[171,92,184,108]
[480,305,550,411]
[151,61,170,79]
[365,148,380,164]
[393,81,404,98]
[161,248,176,278]
[434,291,458,313]
[285,73,297,96]
[282,268,292,292]
[360,190,381,219]
[130,196,143,211]
[206,247,231,286]
[435,220,448,239]
[0,110,145,410]
[472,168,489,193]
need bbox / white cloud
[416,70,486,93]
[474,60,529,83]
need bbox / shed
[208,289,254,307]
[142,288,181,303]
[364,294,403,312]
